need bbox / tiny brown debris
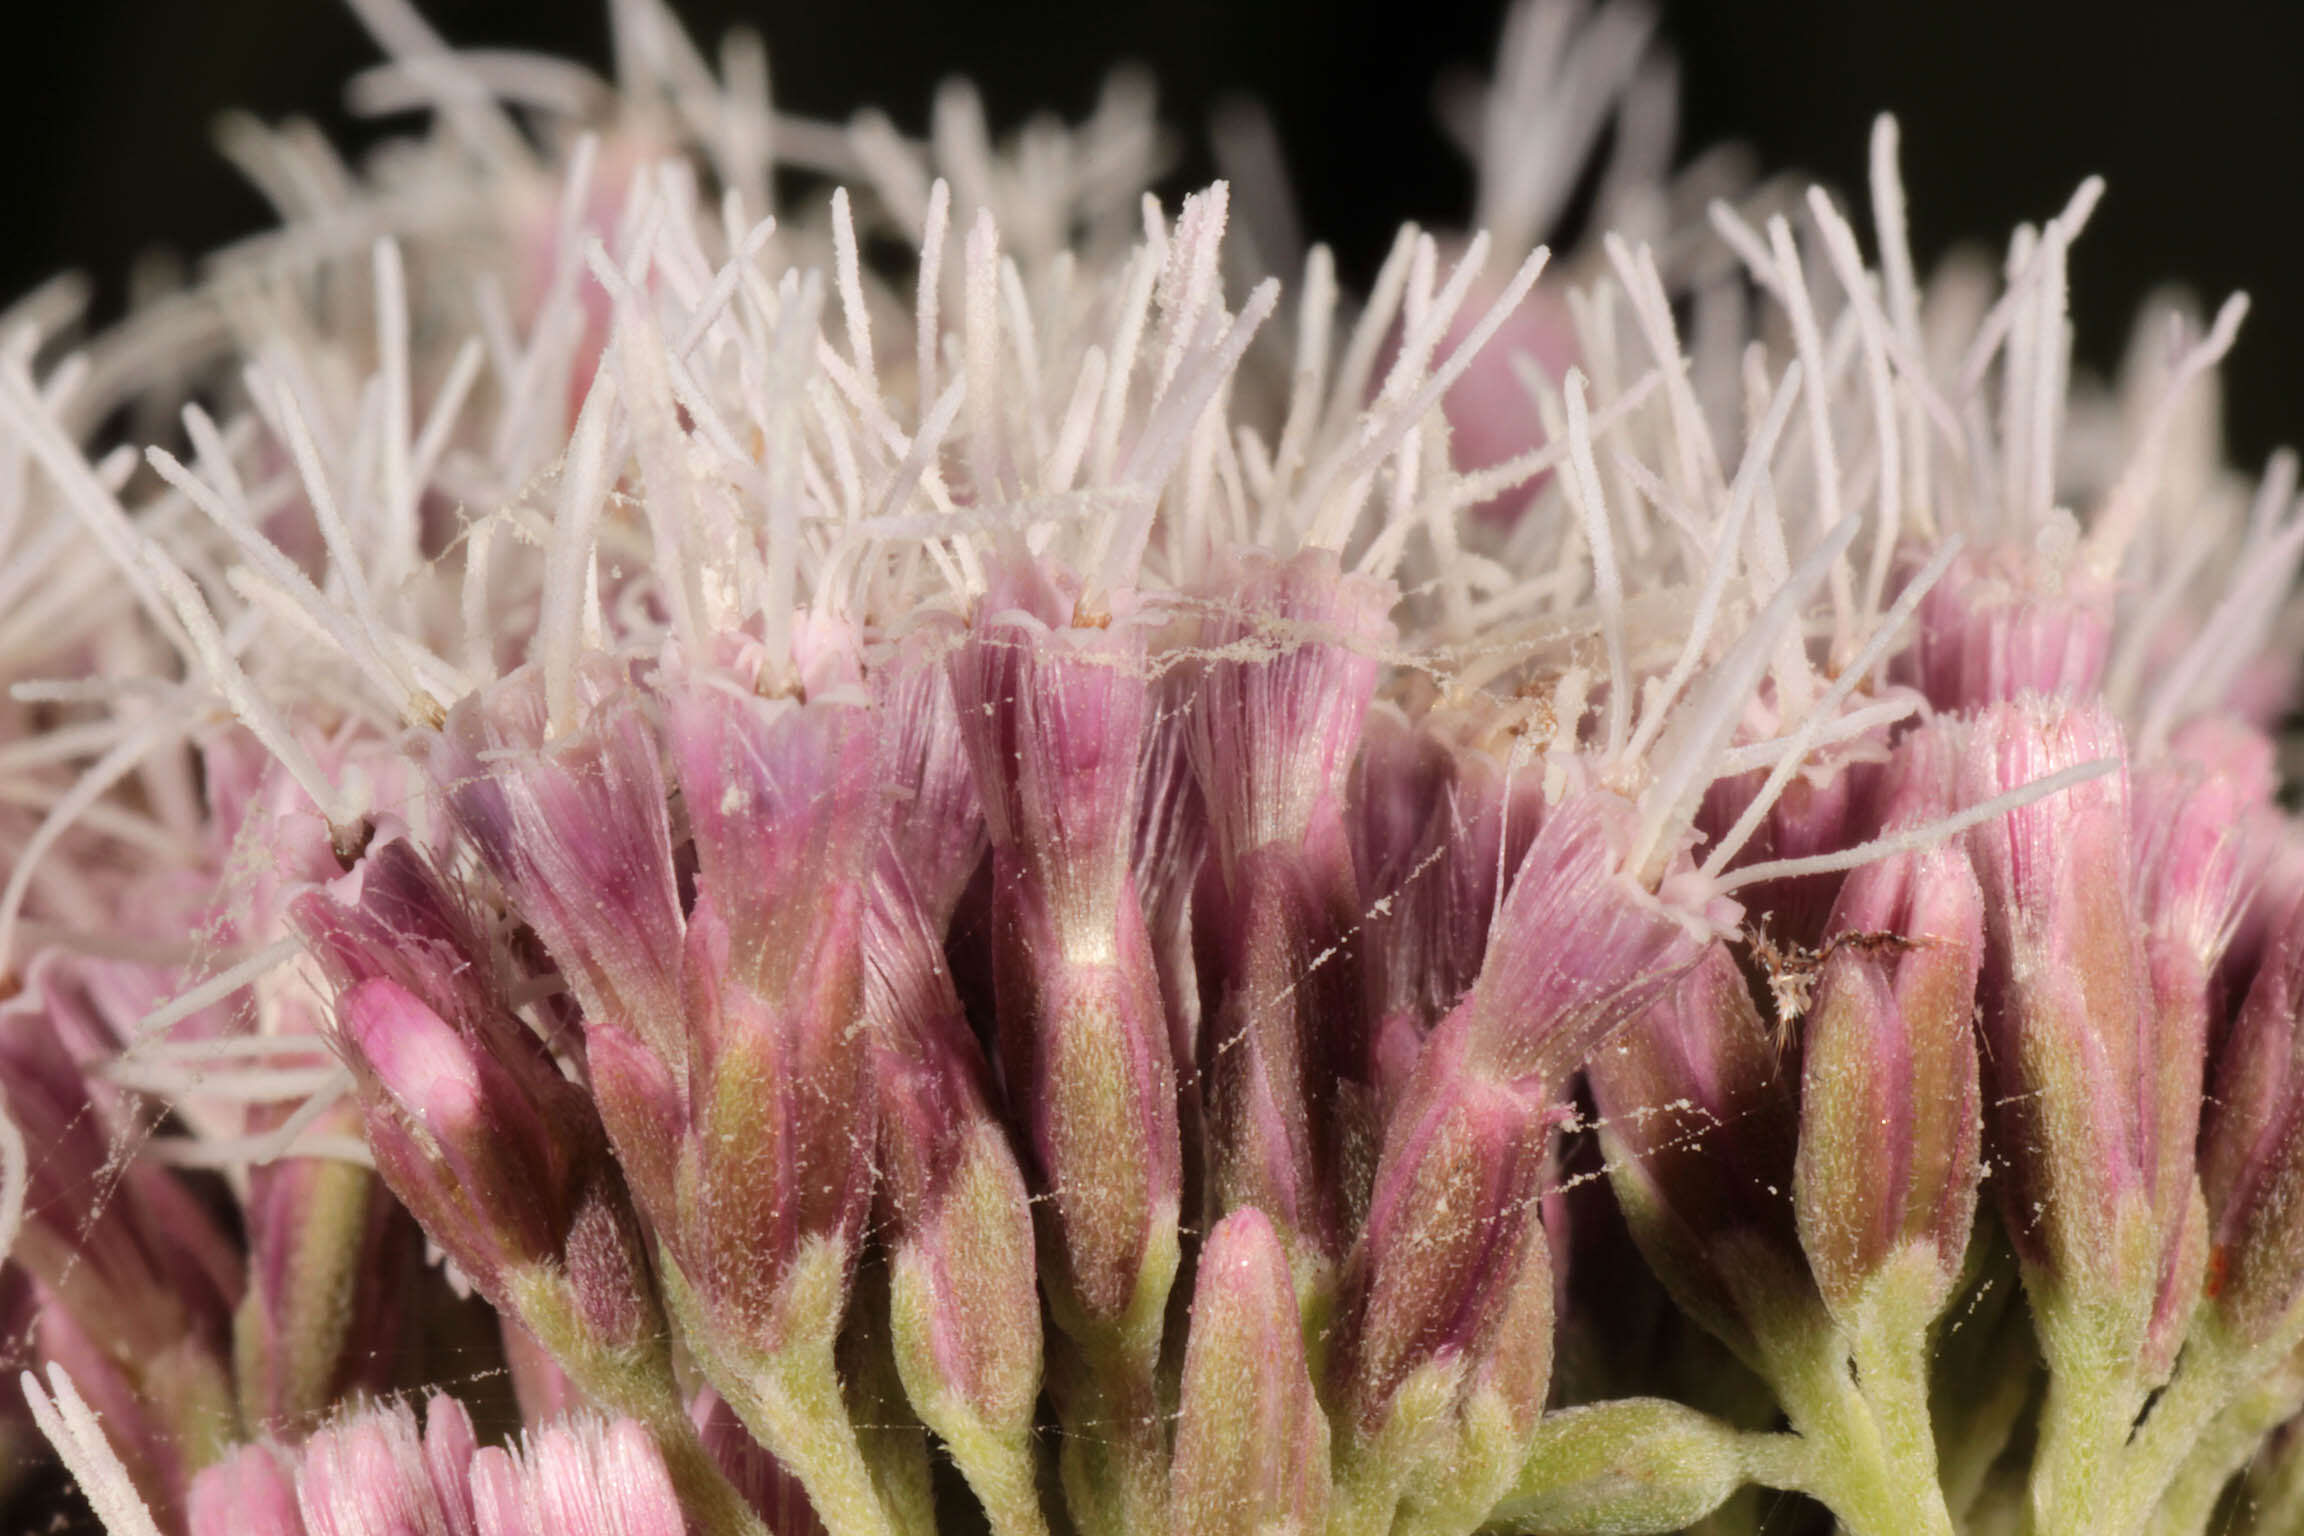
[1747,920,1930,1050]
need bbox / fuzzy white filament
[1620,359,1805,770]
[1631,509,1862,887]
[2086,292,2252,581]
[1562,369,1630,760]
[540,364,623,736]
[1715,758,2120,893]
[1700,533,1963,881]
[0,709,198,979]
[1302,244,1551,549]
[130,939,307,1041]
[22,1368,166,1536]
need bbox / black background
[7,0,2302,461]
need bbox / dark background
[5,2,2302,457]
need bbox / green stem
[563,1365,766,1536]
[1325,1458,1410,1536]
[1323,1366,1453,1536]
[653,1244,899,1536]
[1762,1335,1925,1536]
[1043,1234,1178,1536]
[1736,1430,1820,1496]
[512,1271,767,1536]
[1848,1320,1957,1536]
[1384,1497,1464,1536]
[719,1335,900,1536]
[840,1267,939,1536]
[2146,1374,2303,1536]
[2024,1344,2143,1536]
[1053,1337,1171,1536]
[580,1369,767,1536]
[642,1405,780,1536]
[1930,1238,2035,1524]
[1937,1347,2038,1522]
[1478,1400,1783,1535]
[2107,1341,2291,1536]
[932,1417,1050,1536]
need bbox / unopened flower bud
[2134,749,2263,1107]
[882,1116,1044,1525]
[661,671,883,1354]
[1796,723,1986,1320]
[1326,1027,1563,1535]
[1588,941,1804,1363]
[1413,1179,1563,1529]
[1484,1398,1751,1535]
[1171,1209,1331,1535]
[1449,788,1709,1092]
[1325,776,1713,1525]
[949,557,1181,1528]
[295,837,665,1355]
[334,975,572,1296]
[864,642,1046,1531]
[667,677,881,1025]
[1907,542,2113,711]
[2132,749,2265,1360]
[2201,880,2304,1351]
[1188,546,1395,1289]
[430,650,881,1536]
[1332,1034,1553,1448]
[1964,696,2192,1371]
[431,662,689,1042]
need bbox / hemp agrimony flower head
[5,2,2304,1535]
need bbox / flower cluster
[4,2,2304,1535]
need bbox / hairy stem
[1850,1318,1957,1536]
[933,1415,1050,1536]
[718,1337,900,1536]
[1052,1331,1171,1536]
[512,1270,768,1536]
[1772,1330,1951,1536]
[2024,1341,2140,1536]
